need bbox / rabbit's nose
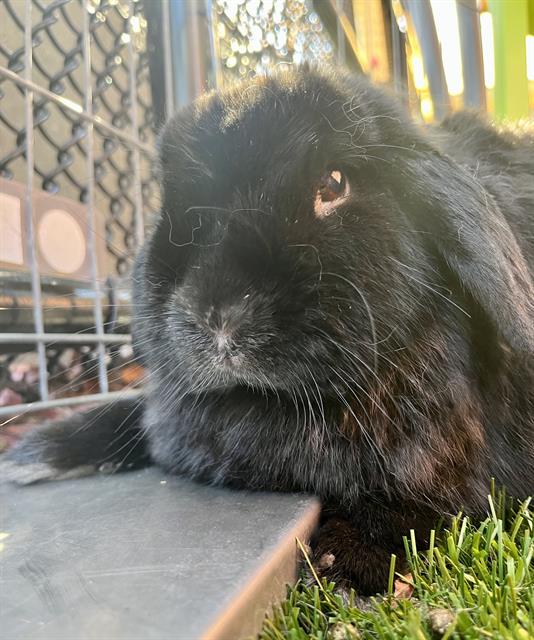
[214,330,244,367]
[204,307,242,354]
[215,331,238,356]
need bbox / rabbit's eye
[314,169,350,218]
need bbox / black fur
[7,68,534,593]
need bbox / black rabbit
[6,67,534,594]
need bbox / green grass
[261,490,534,639]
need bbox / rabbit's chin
[185,353,323,396]
[210,357,261,390]
[185,355,275,393]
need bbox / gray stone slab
[0,468,320,640]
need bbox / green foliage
[261,492,534,639]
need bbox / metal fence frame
[0,0,174,418]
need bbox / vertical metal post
[127,0,144,249]
[457,0,486,110]
[391,12,404,94]
[23,0,48,401]
[403,0,450,119]
[204,0,219,90]
[82,2,108,393]
[187,0,204,99]
[336,0,346,65]
[162,0,176,117]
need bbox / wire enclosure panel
[0,0,167,417]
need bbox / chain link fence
[0,0,168,425]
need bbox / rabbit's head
[135,67,534,399]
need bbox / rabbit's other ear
[400,154,534,353]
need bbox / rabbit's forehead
[196,86,381,174]
[218,86,361,137]
[163,71,406,195]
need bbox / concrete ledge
[1,468,320,640]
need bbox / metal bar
[82,3,108,394]
[0,333,131,345]
[327,0,367,71]
[0,66,154,155]
[403,0,451,119]
[336,0,346,65]
[128,1,145,249]
[162,0,176,115]
[23,0,48,401]
[390,7,405,95]
[457,0,486,110]
[204,0,219,91]
[0,389,143,419]
[187,0,204,99]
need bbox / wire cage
[0,0,171,432]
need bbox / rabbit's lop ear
[401,154,534,353]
